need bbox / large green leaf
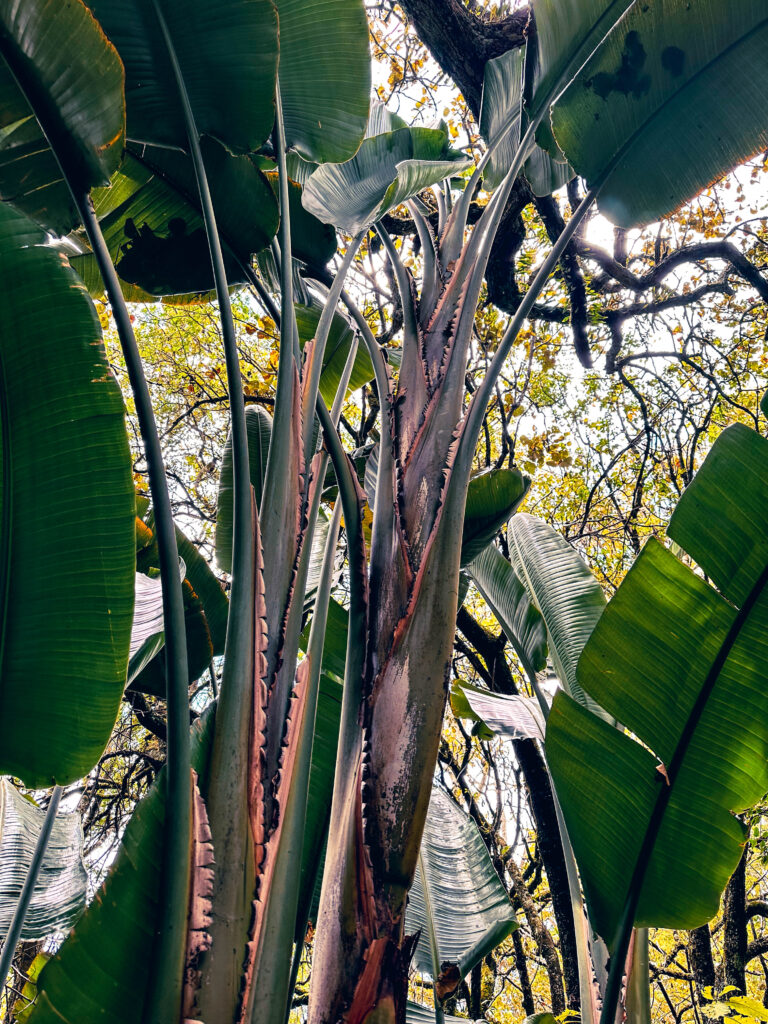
[508,513,606,715]
[28,710,215,1024]
[0,204,134,787]
[461,467,530,566]
[86,0,278,154]
[406,787,517,980]
[549,1,768,227]
[274,0,370,163]
[0,0,124,234]
[0,780,86,941]
[528,0,636,118]
[72,142,278,298]
[215,404,273,574]
[295,302,375,406]
[467,543,547,678]
[546,423,768,947]
[303,119,472,234]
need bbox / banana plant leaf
[0,0,124,234]
[138,513,229,658]
[273,0,370,163]
[71,142,278,298]
[129,578,214,696]
[507,513,606,718]
[86,0,278,155]
[0,781,86,940]
[0,205,135,787]
[303,118,472,235]
[460,467,530,567]
[528,0,634,114]
[406,1002,480,1024]
[479,49,571,195]
[546,423,768,947]
[467,543,548,680]
[27,709,216,1024]
[406,788,518,981]
[549,1,768,227]
[451,682,546,742]
[126,564,187,685]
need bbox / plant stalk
[75,191,192,1024]
[152,2,256,1020]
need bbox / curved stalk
[338,288,396,578]
[151,2,256,1020]
[406,200,438,325]
[375,224,419,350]
[261,83,301,523]
[74,192,192,1024]
[314,396,367,783]
[0,787,62,994]
[301,233,365,464]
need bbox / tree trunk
[722,848,748,994]
[457,608,581,1008]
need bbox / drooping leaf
[546,424,768,947]
[508,513,606,716]
[28,709,216,1024]
[479,48,572,195]
[127,567,180,684]
[216,405,273,574]
[452,683,546,742]
[406,1002,476,1024]
[461,467,530,566]
[138,513,229,659]
[449,681,495,741]
[129,578,214,696]
[467,543,548,678]
[0,781,86,940]
[549,1,768,227]
[72,142,278,298]
[303,119,472,234]
[86,0,278,154]
[295,302,375,406]
[406,787,518,980]
[274,0,370,163]
[0,0,125,234]
[0,205,134,787]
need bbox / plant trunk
[308,193,484,1019]
[688,925,716,1003]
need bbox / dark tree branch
[396,0,530,117]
